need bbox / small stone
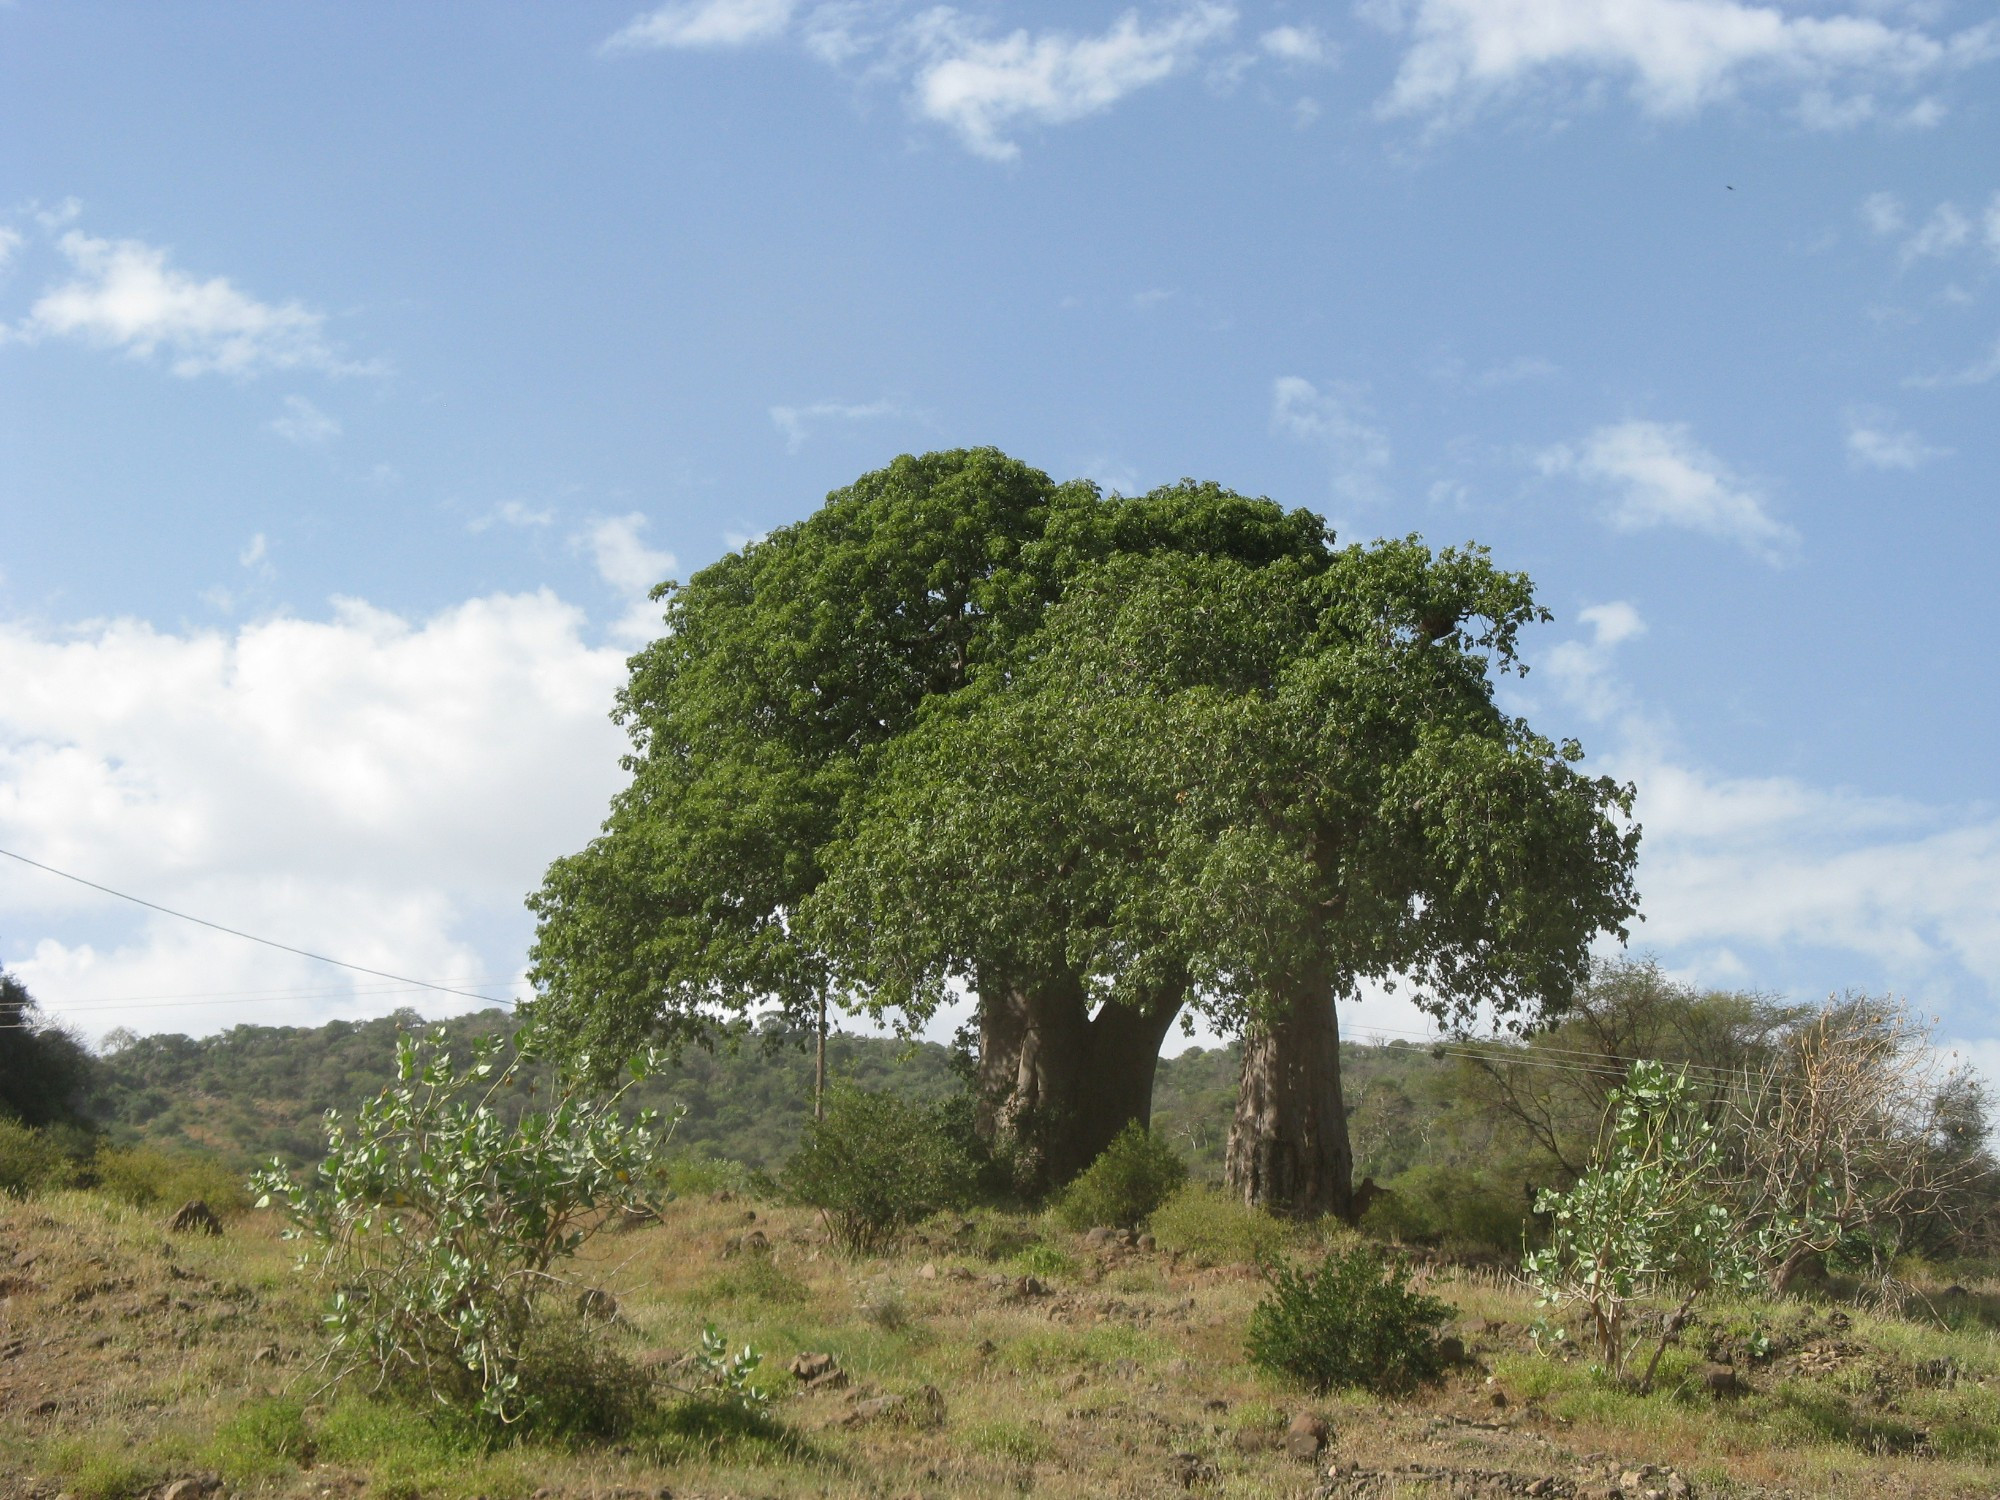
[846,1393,906,1424]
[1286,1411,1329,1460]
[1016,1275,1047,1297]
[918,1262,937,1280]
[1136,1233,1156,1252]
[788,1351,846,1389]
[165,1201,223,1237]
[1084,1227,1117,1247]
[1701,1362,1744,1397]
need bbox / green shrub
[782,1086,978,1256]
[513,1316,657,1441]
[1246,1244,1453,1394]
[1149,1183,1288,1265]
[93,1143,250,1213]
[1360,1165,1529,1253]
[1014,1242,1077,1280]
[0,1117,82,1196]
[1053,1123,1186,1231]
[252,1026,677,1427]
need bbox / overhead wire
[0,844,517,1020]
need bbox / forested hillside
[86,1004,1465,1182]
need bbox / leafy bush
[782,1086,977,1255]
[0,1117,83,1196]
[1014,1242,1077,1280]
[252,1026,676,1427]
[93,1143,249,1213]
[1246,1244,1453,1394]
[1524,1059,1759,1390]
[1053,1123,1186,1231]
[1149,1183,1288,1265]
[1360,1165,1530,1253]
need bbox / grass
[6,1189,2000,1497]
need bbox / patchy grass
[5,1188,2000,1497]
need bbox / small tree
[253,1027,673,1426]
[1524,1060,1757,1391]
[782,1086,977,1255]
[1736,998,1994,1294]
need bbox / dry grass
[4,1190,2000,1498]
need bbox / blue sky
[0,1,1996,1065]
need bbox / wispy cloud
[1540,420,1797,562]
[1845,407,1948,470]
[769,397,907,452]
[1271,375,1392,505]
[468,500,558,534]
[18,229,371,379]
[907,5,1236,160]
[1374,0,1999,127]
[604,2,1248,160]
[1260,24,1332,64]
[1906,336,2000,388]
[0,227,21,277]
[604,0,796,51]
[267,394,341,445]
[579,514,678,645]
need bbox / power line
[0,845,510,1007]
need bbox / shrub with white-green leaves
[1524,1059,1759,1391]
[253,1028,677,1427]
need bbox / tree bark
[1226,973,1354,1220]
[975,968,1186,1195]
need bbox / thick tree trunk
[1226,973,1354,1220]
[975,968,1185,1195]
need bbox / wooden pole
[814,991,827,1121]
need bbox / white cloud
[1985,191,2000,256]
[1539,420,1797,561]
[1907,336,2000,388]
[468,500,558,533]
[769,397,906,451]
[906,4,1237,161]
[238,534,269,570]
[1861,190,1906,237]
[1261,24,1331,63]
[580,514,677,644]
[604,0,796,50]
[1845,408,1948,469]
[0,227,21,276]
[1271,375,1392,505]
[19,229,367,379]
[1376,0,1999,124]
[1900,201,1971,262]
[1630,757,2000,1002]
[0,594,629,1041]
[267,394,341,445]
[1544,600,1648,723]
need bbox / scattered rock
[1286,1411,1329,1460]
[1438,1334,1467,1364]
[164,1201,222,1237]
[843,1386,946,1427]
[1136,1232,1156,1252]
[1172,1451,1219,1488]
[788,1351,846,1389]
[1614,1464,1690,1500]
[1016,1275,1048,1297]
[159,1478,222,1500]
[1084,1227,1118,1247]
[917,1262,937,1280]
